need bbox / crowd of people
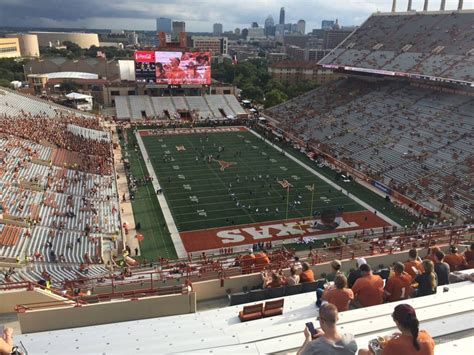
[0,114,119,285]
[294,243,473,354]
[0,113,113,174]
[253,243,473,314]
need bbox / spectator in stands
[433,251,450,286]
[293,256,303,271]
[465,243,474,269]
[358,304,435,355]
[240,249,256,274]
[384,262,412,302]
[424,246,440,263]
[297,303,357,355]
[352,263,384,307]
[300,262,315,283]
[262,271,285,288]
[254,249,270,271]
[404,249,424,279]
[414,260,437,297]
[326,259,343,282]
[347,258,366,288]
[321,274,354,312]
[0,327,13,355]
[444,246,467,272]
[285,266,300,286]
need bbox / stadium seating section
[266,77,474,218]
[0,89,116,285]
[115,94,247,120]
[319,12,474,83]
[15,274,474,353]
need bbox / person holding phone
[297,303,357,355]
[0,327,13,355]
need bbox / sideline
[135,131,187,258]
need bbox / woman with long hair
[358,304,435,355]
[414,260,437,297]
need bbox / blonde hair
[422,259,436,291]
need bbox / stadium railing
[38,225,470,292]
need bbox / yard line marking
[248,129,401,227]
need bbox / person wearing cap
[300,262,315,283]
[326,259,343,282]
[433,251,450,286]
[352,263,384,307]
[358,304,435,355]
[298,303,357,355]
[443,245,467,272]
[404,249,424,279]
[321,274,354,312]
[384,262,412,302]
[347,258,366,288]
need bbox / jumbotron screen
[134,51,211,85]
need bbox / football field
[136,127,393,256]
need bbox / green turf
[141,130,366,232]
[257,129,421,228]
[120,129,177,260]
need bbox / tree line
[211,57,319,108]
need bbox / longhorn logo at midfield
[214,159,237,171]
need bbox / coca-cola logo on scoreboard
[134,51,155,62]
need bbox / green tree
[63,41,83,58]
[0,58,27,83]
[0,78,11,87]
[264,89,288,108]
[60,81,79,93]
[241,84,264,102]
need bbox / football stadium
[0,2,473,354]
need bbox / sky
[0,0,467,32]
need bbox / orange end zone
[139,126,248,137]
[179,211,392,253]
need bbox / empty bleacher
[320,11,474,83]
[115,95,247,121]
[115,96,131,120]
[0,88,95,119]
[266,77,474,218]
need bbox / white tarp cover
[66,92,92,100]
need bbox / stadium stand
[0,89,116,286]
[265,77,474,219]
[13,270,474,353]
[0,87,95,119]
[319,11,474,83]
[114,94,247,121]
[1,9,473,354]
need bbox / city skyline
[1,0,467,33]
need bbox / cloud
[0,0,469,31]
